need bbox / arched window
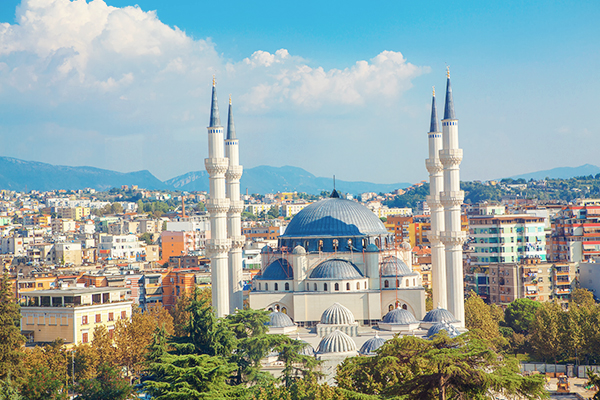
[274,283,278,291]
[405,279,409,287]
[346,282,350,291]
[334,283,339,291]
[402,304,407,310]
[362,239,367,248]
[347,239,352,249]
[314,283,317,291]
[285,282,290,291]
[268,307,273,311]
[396,279,400,287]
[318,240,323,252]
[333,239,339,251]
[281,307,287,314]
[389,304,394,311]
[356,282,360,290]
[364,282,367,289]
[304,240,309,249]
[375,238,381,248]
[265,283,269,291]
[413,278,416,286]
[384,280,389,288]
[258,283,261,290]
[324,283,328,291]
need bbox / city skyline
[0,0,598,184]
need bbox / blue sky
[0,0,598,185]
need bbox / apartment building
[20,287,132,344]
[469,214,546,265]
[548,203,600,262]
[98,234,147,261]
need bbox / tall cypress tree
[0,273,25,381]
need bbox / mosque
[204,69,466,363]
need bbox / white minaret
[425,88,447,309]
[225,95,245,313]
[205,78,231,317]
[439,68,467,327]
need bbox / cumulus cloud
[0,0,429,180]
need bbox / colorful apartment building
[20,287,132,344]
[548,204,600,263]
[160,230,203,262]
[242,225,282,241]
[469,214,546,265]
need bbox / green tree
[530,301,564,363]
[587,369,600,400]
[74,363,133,400]
[267,206,280,219]
[137,199,145,213]
[139,232,153,245]
[0,375,22,400]
[337,332,548,400]
[464,291,501,344]
[0,273,25,381]
[276,337,322,388]
[505,298,541,334]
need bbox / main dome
[282,198,388,238]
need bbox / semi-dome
[299,342,315,356]
[267,311,294,328]
[317,329,357,354]
[380,256,413,276]
[281,197,388,238]
[422,306,459,323]
[255,259,292,280]
[426,322,460,339]
[309,259,363,280]
[320,303,356,325]
[359,334,386,355]
[382,307,418,324]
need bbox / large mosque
[204,69,466,360]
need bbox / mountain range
[0,156,597,194]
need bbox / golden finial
[212,75,216,87]
[432,86,435,97]
[229,94,232,105]
[446,66,450,78]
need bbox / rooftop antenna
[330,175,340,198]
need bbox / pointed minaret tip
[209,77,221,127]
[229,94,232,105]
[443,68,456,120]
[213,75,216,87]
[429,89,440,133]
[226,94,236,140]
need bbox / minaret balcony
[439,231,467,246]
[425,195,442,208]
[425,159,443,173]
[206,198,231,214]
[206,238,231,254]
[227,200,244,214]
[226,165,243,181]
[205,158,229,175]
[439,149,463,166]
[440,191,465,206]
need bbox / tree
[464,291,501,343]
[170,288,211,337]
[140,232,153,245]
[276,337,322,388]
[505,298,542,334]
[110,202,124,214]
[0,374,23,400]
[587,369,600,400]
[91,325,117,369]
[74,363,133,400]
[571,288,596,308]
[530,301,564,363]
[0,273,25,380]
[337,332,548,400]
[21,342,69,400]
[267,206,280,219]
[137,199,145,213]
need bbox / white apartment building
[98,234,146,261]
[470,214,547,265]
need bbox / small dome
[267,311,294,328]
[292,245,306,254]
[255,259,293,280]
[317,329,357,354]
[320,303,356,325]
[309,259,363,280]
[426,322,460,339]
[365,243,379,252]
[261,245,273,254]
[299,342,315,356]
[359,334,386,355]
[380,256,413,276]
[422,307,459,323]
[401,241,411,251]
[382,307,417,324]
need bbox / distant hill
[508,164,600,181]
[164,165,412,195]
[0,157,167,191]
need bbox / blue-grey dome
[317,330,357,354]
[299,342,315,356]
[267,311,294,328]
[281,198,388,238]
[256,259,292,280]
[382,308,417,324]
[320,303,356,325]
[422,307,459,323]
[309,259,363,280]
[426,322,460,339]
[365,243,379,252]
[380,256,413,277]
[359,335,386,355]
[261,245,273,254]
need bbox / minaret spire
[443,67,455,120]
[209,76,221,127]
[227,95,236,140]
[429,87,440,133]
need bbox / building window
[284,282,289,291]
[346,282,350,291]
[396,279,400,287]
[324,283,328,291]
[82,315,88,325]
[258,283,261,290]
[334,283,339,291]
[314,283,317,291]
[82,332,88,343]
[274,283,279,291]
[402,304,407,310]
[356,282,360,290]
[318,240,323,252]
[333,239,339,251]
[405,279,409,286]
[364,282,367,289]
[121,311,127,320]
[281,307,287,314]
[108,312,114,321]
[384,280,389,288]
[108,329,114,340]
[413,278,416,286]
[95,314,101,323]
[265,283,269,291]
